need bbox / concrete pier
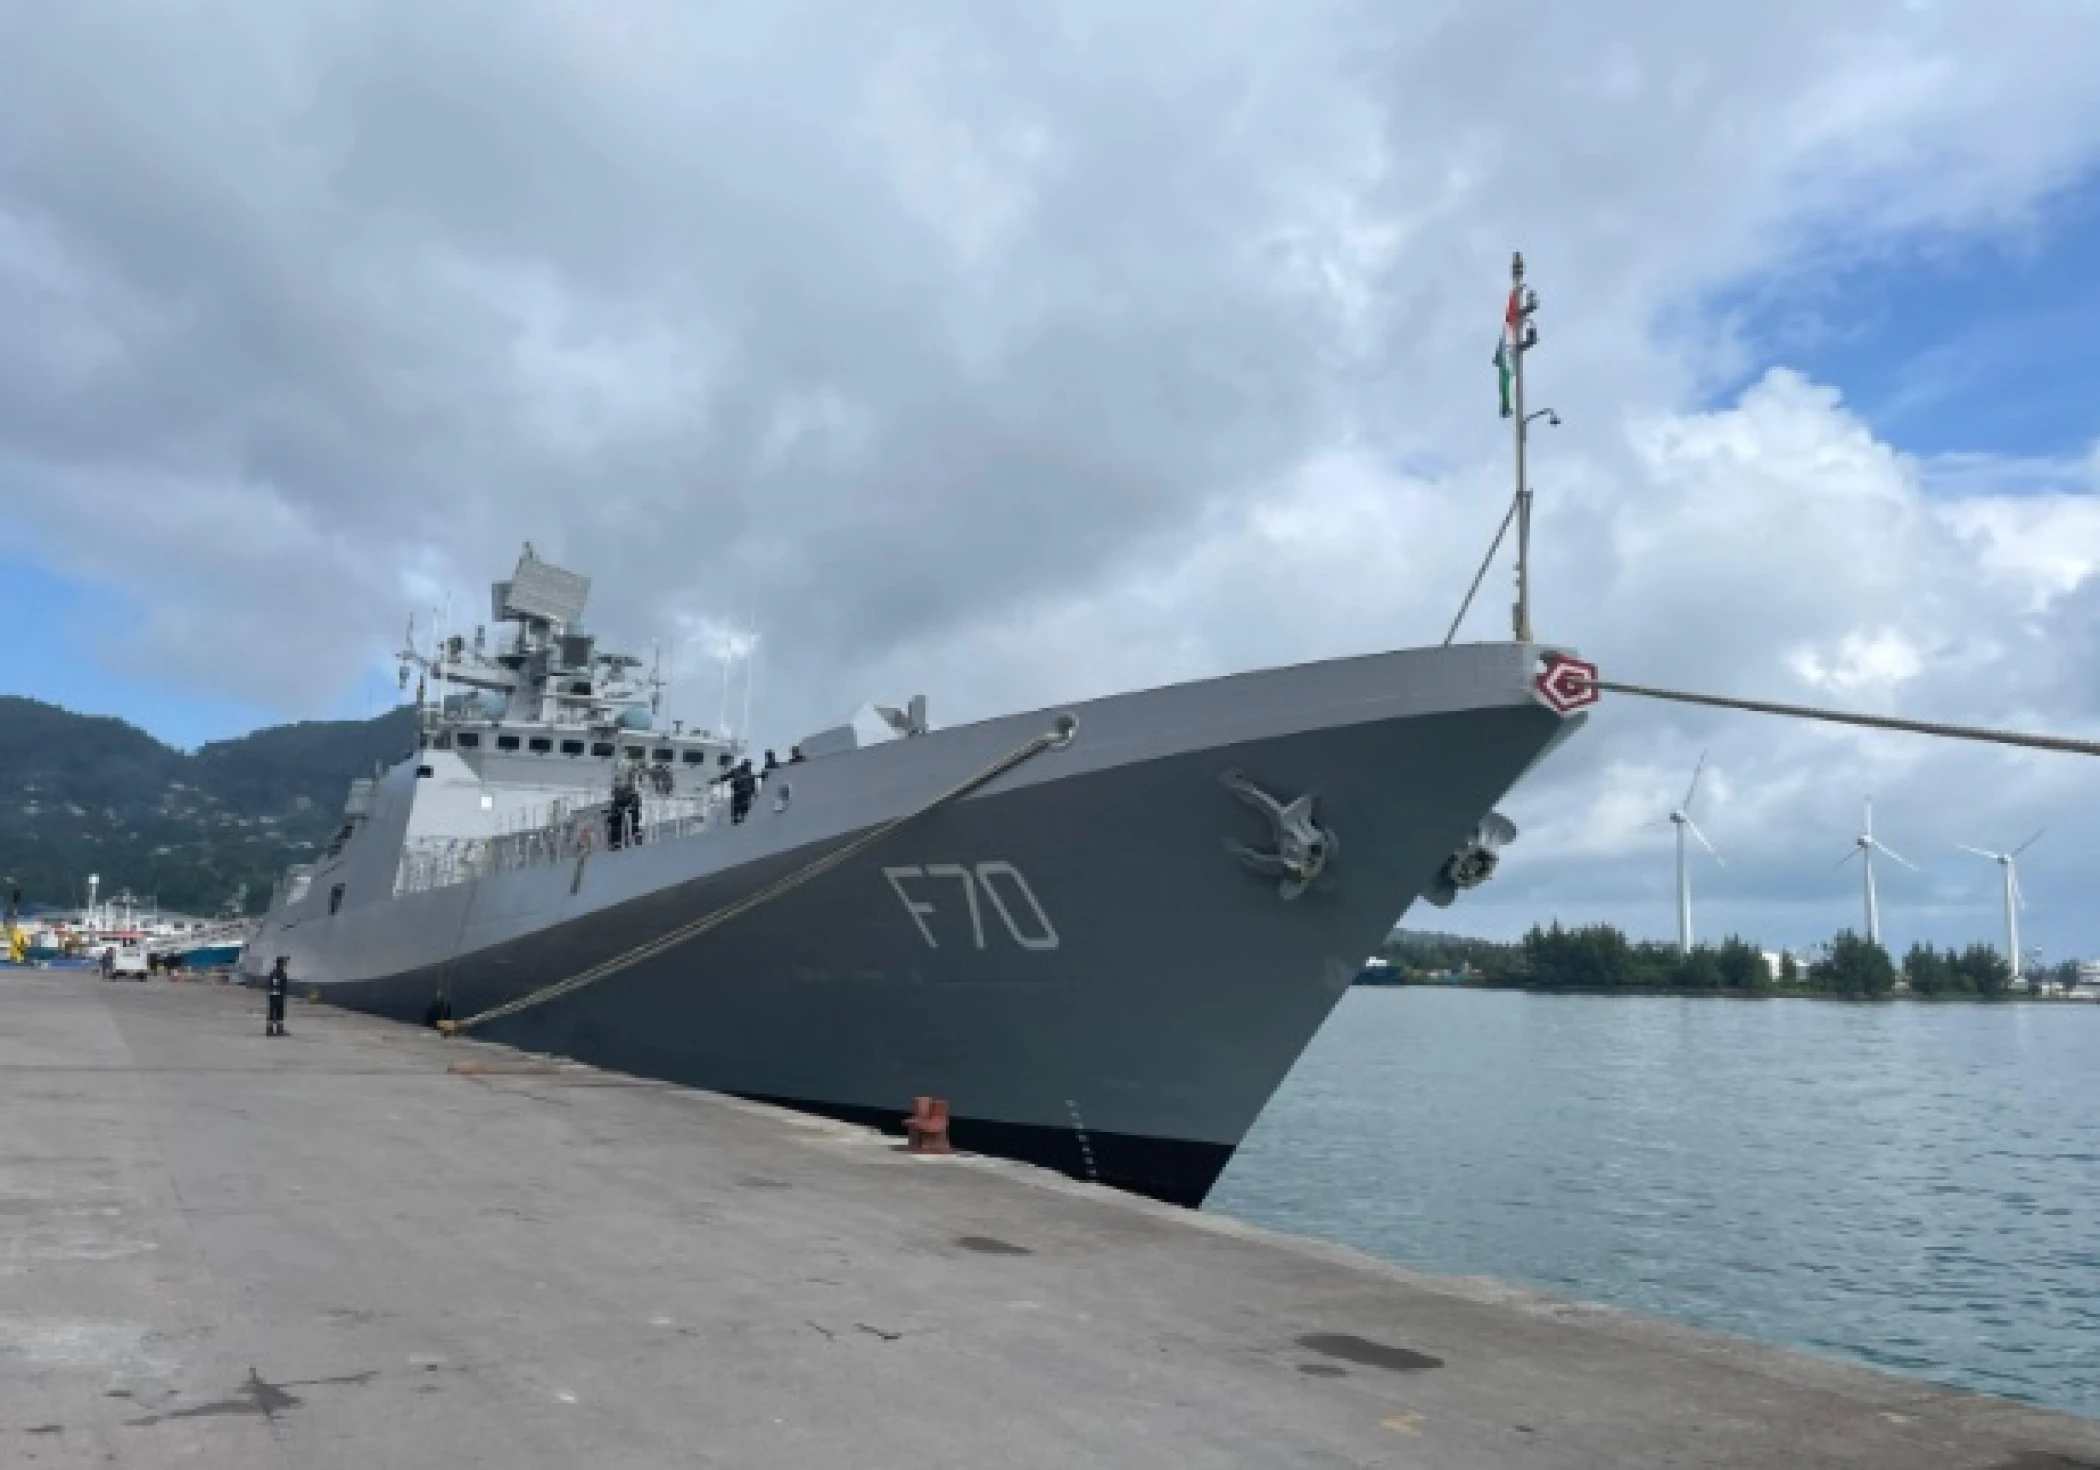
[6,970,2096,1468]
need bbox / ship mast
[1507,252,1544,644]
[1443,250,1557,647]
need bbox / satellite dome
[616,707,654,731]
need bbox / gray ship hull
[247,642,1582,1205]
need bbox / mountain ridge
[0,696,417,914]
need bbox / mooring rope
[1594,678,2100,759]
[436,716,1077,1037]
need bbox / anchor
[1220,770,1338,901]
[1423,811,1517,908]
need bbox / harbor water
[1209,987,2100,1419]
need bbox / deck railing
[393,790,728,897]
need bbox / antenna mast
[741,632,759,746]
[401,613,426,711]
[660,637,674,725]
[717,635,733,736]
[437,591,454,704]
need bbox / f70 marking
[883,862,1060,952]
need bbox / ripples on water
[1207,989,2100,1419]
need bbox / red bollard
[904,1096,952,1155]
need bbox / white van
[108,945,150,980]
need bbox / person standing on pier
[265,956,290,1037]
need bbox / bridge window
[528,737,553,753]
[560,740,585,756]
[569,681,592,695]
[624,745,646,759]
[590,742,614,758]
[456,732,481,748]
[652,749,674,763]
[496,735,520,751]
[681,750,706,765]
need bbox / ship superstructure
[275,547,743,918]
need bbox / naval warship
[245,544,1591,1205]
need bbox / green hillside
[0,697,417,915]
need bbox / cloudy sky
[3,1,2098,959]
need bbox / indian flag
[1492,286,1521,418]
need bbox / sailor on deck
[723,760,757,825]
[607,774,642,849]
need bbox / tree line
[1377,923,2047,998]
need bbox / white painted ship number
[882,863,1060,952]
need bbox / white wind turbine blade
[1862,794,1874,839]
[1832,847,1859,870]
[1956,844,2000,861]
[1684,816,1724,864]
[1683,752,1709,811]
[2013,827,2047,857]
[1870,838,1918,871]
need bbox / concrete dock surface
[5,971,2096,1469]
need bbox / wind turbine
[1664,753,1723,954]
[1833,795,1915,947]
[1957,829,2045,980]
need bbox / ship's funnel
[797,701,922,759]
[872,696,931,738]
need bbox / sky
[2,0,2098,961]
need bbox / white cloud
[1786,630,1927,698]
[1939,494,2100,611]
[2,0,2099,954]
